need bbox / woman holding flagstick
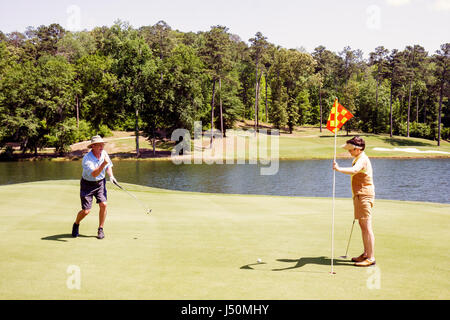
[333,136,376,267]
[327,98,355,274]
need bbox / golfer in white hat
[72,135,118,239]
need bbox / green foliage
[0,55,40,150]
[96,124,113,138]
[76,53,118,128]
[297,89,313,125]
[356,73,390,133]
[269,48,316,132]
[0,22,448,156]
[56,31,97,63]
[158,43,205,131]
[45,118,112,154]
[45,117,80,154]
[44,118,111,154]
[237,61,255,119]
[441,127,450,141]
[396,122,434,140]
[114,115,144,132]
[76,120,95,141]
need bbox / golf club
[340,219,356,259]
[112,180,152,214]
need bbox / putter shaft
[341,219,356,258]
[113,181,152,214]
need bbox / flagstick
[331,103,338,275]
[326,99,353,275]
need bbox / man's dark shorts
[80,178,107,210]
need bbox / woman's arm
[333,159,364,175]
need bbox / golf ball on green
[257,258,262,263]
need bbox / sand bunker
[373,147,450,154]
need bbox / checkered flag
[326,99,354,133]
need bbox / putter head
[113,180,123,189]
[340,255,348,259]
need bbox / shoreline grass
[2,127,450,162]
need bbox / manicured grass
[254,126,450,159]
[0,180,448,299]
[277,132,450,159]
[196,128,450,162]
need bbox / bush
[44,118,114,154]
[438,126,450,141]
[95,124,112,138]
[45,118,83,154]
[75,121,112,141]
[76,120,93,142]
[115,116,144,132]
[397,122,434,140]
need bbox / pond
[0,159,449,204]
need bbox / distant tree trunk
[401,95,405,118]
[152,127,156,156]
[416,96,419,122]
[76,95,79,129]
[256,72,262,129]
[437,79,443,146]
[424,105,427,124]
[242,82,248,120]
[319,84,323,133]
[265,72,269,123]
[219,77,224,138]
[21,138,28,155]
[374,74,379,134]
[254,66,258,133]
[389,84,393,138]
[210,79,216,146]
[407,81,412,137]
[406,46,415,138]
[135,107,140,157]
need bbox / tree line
[0,21,448,156]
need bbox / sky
[0,0,449,57]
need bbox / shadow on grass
[380,137,433,147]
[272,256,352,271]
[240,256,353,271]
[41,234,97,242]
[318,134,435,147]
[240,262,267,270]
[318,134,372,139]
[109,149,172,159]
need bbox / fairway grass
[0,180,448,300]
[5,128,449,161]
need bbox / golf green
[0,180,448,299]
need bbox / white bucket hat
[87,135,107,148]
